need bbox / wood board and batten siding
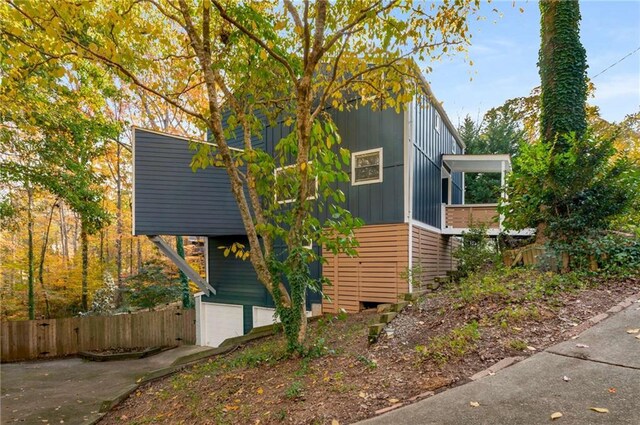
[322,223,409,313]
[445,204,499,229]
[0,308,195,363]
[411,225,458,285]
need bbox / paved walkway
[359,299,640,425]
[1,345,210,425]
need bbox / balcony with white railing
[441,154,532,237]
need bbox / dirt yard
[100,271,639,425]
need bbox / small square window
[274,163,318,204]
[352,148,383,185]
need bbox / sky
[422,0,640,126]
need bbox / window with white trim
[351,148,383,185]
[434,111,441,134]
[274,163,318,204]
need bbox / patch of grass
[227,339,287,369]
[304,337,330,359]
[284,380,304,399]
[275,408,287,421]
[494,305,541,328]
[356,354,378,369]
[415,321,481,365]
[508,339,528,351]
[452,268,592,307]
[327,372,356,393]
[170,372,199,391]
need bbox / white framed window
[434,111,441,134]
[351,148,383,186]
[274,163,318,204]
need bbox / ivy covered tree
[500,0,638,270]
[539,0,588,147]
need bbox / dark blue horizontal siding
[133,128,245,236]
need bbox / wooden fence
[0,307,196,363]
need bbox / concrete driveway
[1,345,210,425]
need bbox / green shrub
[553,233,640,274]
[125,260,182,310]
[453,224,501,278]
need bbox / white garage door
[253,306,279,328]
[200,302,244,348]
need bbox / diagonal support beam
[147,235,215,295]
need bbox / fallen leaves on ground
[562,376,571,382]
[625,328,639,334]
[608,387,616,394]
[575,343,589,348]
[469,401,480,407]
[550,412,563,420]
[589,407,609,413]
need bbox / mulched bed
[100,274,639,425]
[79,346,171,361]
[86,347,151,355]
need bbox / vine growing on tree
[539,0,588,147]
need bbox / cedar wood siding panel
[445,205,499,229]
[412,95,464,228]
[411,225,459,285]
[322,223,409,313]
[133,129,245,236]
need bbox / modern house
[132,76,514,347]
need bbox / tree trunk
[297,292,307,346]
[539,0,587,146]
[176,236,191,308]
[129,200,134,275]
[105,228,110,264]
[137,237,142,272]
[99,230,104,262]
[81,220,89,311]
[72,212,78,257]
[37,200,56,318]
[27,186,35,320]
[561,252,571,274]
[59,202,69,263]
[115,143,124,306]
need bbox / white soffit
[442,154,512,173]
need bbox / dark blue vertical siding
[412,95,465,227]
